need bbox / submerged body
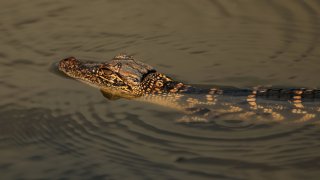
[58,54,320,123]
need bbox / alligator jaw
[58,57,106,89]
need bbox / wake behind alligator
[58,54,320,124]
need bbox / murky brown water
[1,0,320,179]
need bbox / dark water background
[1,0,320,179]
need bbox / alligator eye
[155,81,163,87]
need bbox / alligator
[58,54,320,124]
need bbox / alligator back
[138,86,320,124]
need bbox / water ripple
[1,0,320,179]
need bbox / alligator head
[58,54,183,99]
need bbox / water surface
[1,0,320,179]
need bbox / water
[1,0,320,179]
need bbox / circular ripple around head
[7,86,316,179]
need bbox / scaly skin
[58,54,320,123]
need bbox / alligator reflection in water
[58,54,320,124]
